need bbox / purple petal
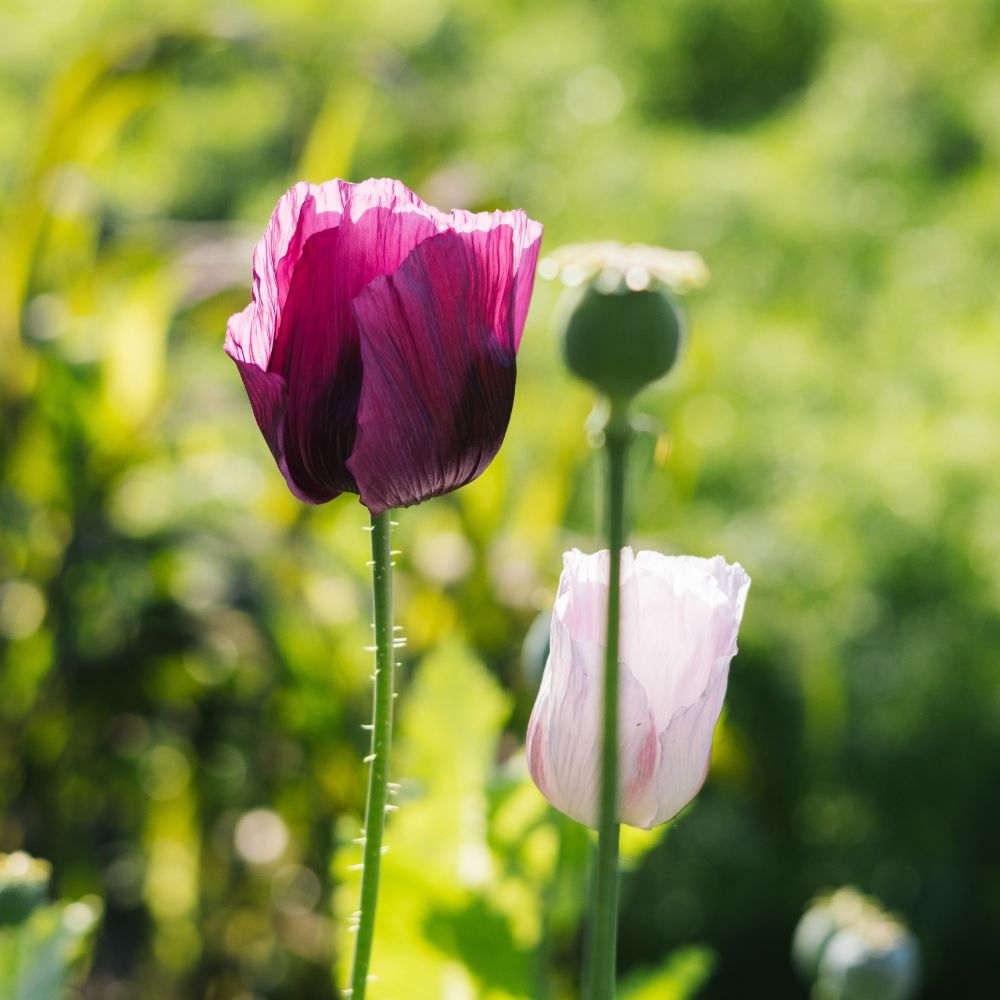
[447,209,542,350]
[225,180,347,371]
[347,223,536,513]
[229,180,443,502]
[231,360,313,504]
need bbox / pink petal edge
[225,177,543,373]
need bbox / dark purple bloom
[225,178,543,514]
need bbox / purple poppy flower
[225,178,543,513]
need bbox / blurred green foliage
[1,0,999,997]
[0,852,102,998]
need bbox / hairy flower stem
[587,404,631,1000]
[349,509,396,1000]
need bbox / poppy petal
[229,180,444,501]
[347,223,535,513]
[230,360,314,504]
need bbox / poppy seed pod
[225,178,542,514]
[561,283,682,403]
[526,548,749,829]
[541,241,705,404]
[793,889,921,1000]
[819,926,921,1000]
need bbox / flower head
[526,548,749,829]
[793,889,921,1000]
[226,178,543,513]
[541,242,706,404]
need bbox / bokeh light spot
[138,745,192,801]
[270,864,321,916]
[0,580,46,640]
[412,531,475,585]
[234,809,289,866]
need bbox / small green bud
[560,282,683,404]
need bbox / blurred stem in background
[586,403,631,1000]
[349,510,396,999]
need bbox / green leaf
[0,897,102,1000]
[333,642,518,999]
[619,946,716,1000]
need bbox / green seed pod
[792,889,921,1000]
[818,925,921,1000]
[560,282,683,404]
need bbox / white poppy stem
[587,405,631,1000]
[349,509,396,999]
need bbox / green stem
[349,509,396,999]
[587,404,631,1000]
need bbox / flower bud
[818,924,921,1000]
[541,241,705,405]
[793,889,921,1000]
[561,283,682,404]
[526,548,749,829]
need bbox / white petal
[617,662,662,828]
[532,631,603,825]
[624,553,749,729]
[556,547,636,647]
[527,620,659,828]
[649,657,730,827]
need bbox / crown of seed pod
[541,241,708,404]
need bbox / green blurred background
[1,0,998,996]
